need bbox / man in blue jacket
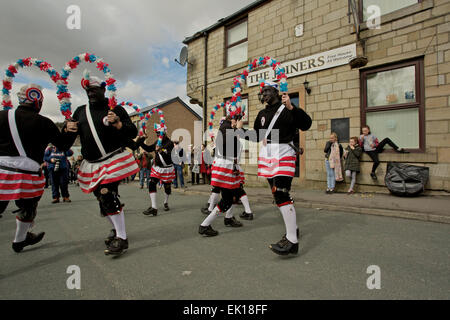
[44,145,73,203]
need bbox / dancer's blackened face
[86,86,106,102]
[261,87,280,105]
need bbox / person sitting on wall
[359,125,409,180]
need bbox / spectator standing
[44,145,73,203]
[200,143,212,184]
[172,141,185,189]
[137,151,152,189]
[324,132,343,194]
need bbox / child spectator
[343,137,363,194]
[324,132,343,194]
[359,125,409,180]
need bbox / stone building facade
[183,0,450,193]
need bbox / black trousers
[201,173,210,184]
[93,182,121,216]
[366,138,399,173]
[0,197,41,222]
[191,172,199,184]
[267,176,293,206]
[148,177,171,194]
[216,187,235,213]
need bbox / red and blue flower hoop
[58,53,118,119]
[120,101,166,147]
[207,56,288,138]
[142,107,165,147]
[2,57,61,111]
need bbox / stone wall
[186,0,450,192]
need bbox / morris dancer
[137,126,175,216]
[0,84,77,252]
[198,113,245,237]
[68,74,139,256]
[201,152,253,220]
[237,81,312,255]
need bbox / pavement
[0,182,449,300]
[174,183,450,224]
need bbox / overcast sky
[0,0,255,121]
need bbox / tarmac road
[0,183,448,300]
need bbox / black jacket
[0,106,75,164]
[215,119,241,160]
[238,102,312,143]
[69,99,138,161]
[324,141,343,159]
[139,135,174,167]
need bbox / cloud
[162,57,170,68]
[0,0,255,120]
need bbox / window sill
[219,61,248,76]
[360,151,437,164]
[357,0,434,33]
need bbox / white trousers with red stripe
[258,143,296,178]
[77,151,139,194]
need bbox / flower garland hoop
[119,102,166,146]
[58,53,118,119]
[2,57,61,110]
[141,107,166,147]
[207,56,287,138]
[121,102,166,147]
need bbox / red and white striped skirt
[211,158,244,190]
[77,151,139,193]
[0,167,45,201]
[258,143,296,178]
[151,165,175,183]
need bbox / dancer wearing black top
[0,84,77,252]
[137,130,175,216]
[237,82,312,255]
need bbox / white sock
[240,195,252,214]
[109,210,127,240]
[279,204,298,244]
[208,192,220,211]
[164,192,169,204]
[149,192,157,209]
[225,205,234,218]
[201,206,220,227]
[106,216,115,228]
[14,219,32,243]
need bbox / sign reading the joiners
[247,43,357,87]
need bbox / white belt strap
[264,104,285,140]
[85,105,107,157]
[8,109,27,157]
[158,152,169,167]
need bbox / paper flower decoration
[2,57,62,111]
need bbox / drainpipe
[203,31,208,144]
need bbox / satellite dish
[175,46,191,67]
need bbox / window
[360,58,424,151]
[331,118,350,143]
[225,19,248,67]
[360,0,421,21]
